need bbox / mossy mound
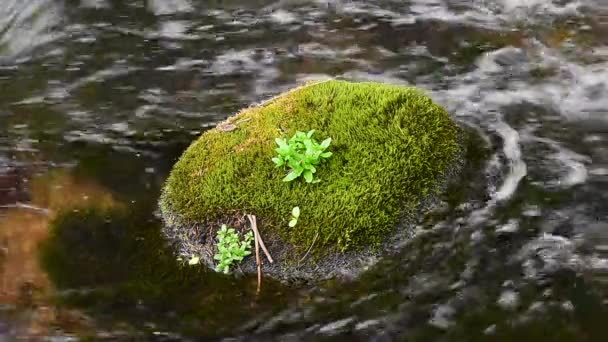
[160,80,462,282]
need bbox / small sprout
[213,224,254,274]
[289,206,300,227]
[272,130,333,183]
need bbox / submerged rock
[159,80,464,283]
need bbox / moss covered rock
[160,80,462,282]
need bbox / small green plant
[289,206,300,227]
[213,224,254,274]
[272,130,332,183]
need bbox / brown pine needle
[298,232,319,265]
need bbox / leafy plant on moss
[272,130,332,183]
[289,206,300,227]
[214,225,254,274]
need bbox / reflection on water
[1,211,50,304]
[0,161,287,338]
[0,170,118,338]
[0,0,607,339]
[39,205,289,339]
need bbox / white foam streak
[494,121,527,201]
[148,0,193,15]
[0,0,63,60]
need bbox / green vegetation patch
[160,80,460,256]
[213,224,254,274]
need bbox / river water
[0,0,607,340]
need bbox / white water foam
[524,135,591,188]
[148,0,193,16]
[432,47,531,204]
[494,121,527,201]
[0,0,64,60]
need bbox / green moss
[160,80,460,254]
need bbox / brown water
[0,0,607,340]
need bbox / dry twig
[249,215,273,264]
[234,117,251,125]
[247,214,262,294]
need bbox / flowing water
[0,0,607,340]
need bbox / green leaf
[289,218,298,227]
[320,137,332,149]
[283,170,300,182]
[275,138,288,149]
[304,139,313,149]
[304,170,313,183]
[287,159,299,170]
[302,162,312,171]
[292,206,300,218]
[272,131,333,183]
